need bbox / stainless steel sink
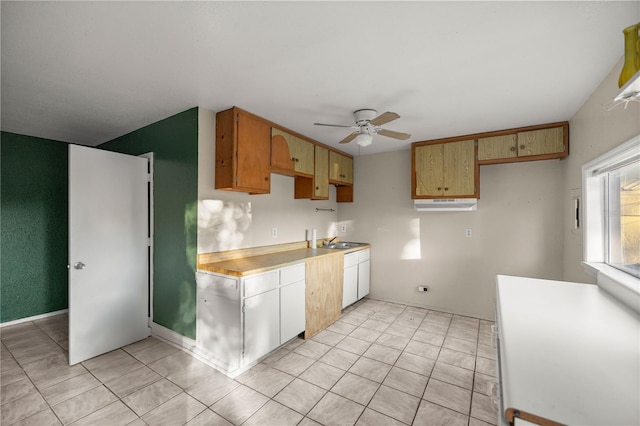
[323,242,367,249]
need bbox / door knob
[74,262,86,270]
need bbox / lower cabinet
[196,262,305,375]
[342,249,371,308]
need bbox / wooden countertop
[197,244,370,277]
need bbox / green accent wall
[1,132,69,322]
[99,108,198,339]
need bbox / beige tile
[271,352,315,376]
[298,361,345,390]
[23,353,87,391]
[273,378,326,415]
[362,343,401,365]
[473,372,497,396]
[360,318,390,332]
[0,322,40,341]
[298,417,323,426]
[385,322,418,338]
[403,306,429,319]
[186,409,233,426]
[40,372,101,406]
[122,337,163,355]
[395,352,435,376]
[244,400,303,426]
[307,392,365,426]
[0,391,49,425]
[11,341,65,366]
[293,340,332,360]
[443,335,478,356]
[349,327,382,343]
[375,333,410,351]
[471,391,498,425]
[52,385,117,425]
[382,366,428,397]
[417,321,449,335]
[326,321,358,335]
[404,340,441,360]
[82,349,128,370]
[355,408,405,426]
[104,365,161,398]
[1,356,22,375]
[339,313,368,326]
[335,336,372,355]
[1,367,28,387]
[331,372,379,405]
[446,326,478,343]
[367,384,420,424]
[412,329,446,346]
[211,385,269,425]
[437,348,476,370]
[451,315,480,330]
[147,350,199,377]
[475,357,497,377]
[234,363,268,384]
[1,376,36,405]
[166,360,217,389]
[242,367,295,397]
[413,399,469,426]
[478,332,493,347]
[261,348,290,365]
[10,407,62,426]
[186,371,239,406]
[142,392,206,426]
[348,357,391,383]
[431,362,474,390]
[320,347,360,371]
[470,417,495,426]
[311,330,345,346]
[73,400,137,426]
[122,378,182,416]
[282,337,304,351]
[90,353,144,383]
[477,343,497,360]
[370,311,398,323]
[424,378,472,415]
[131,341,179,365]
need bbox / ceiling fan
[314,109,411,147]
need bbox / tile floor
[1,298,499,426]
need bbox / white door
[68,145,149,365]
[280,280,305,344]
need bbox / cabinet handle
[519,145,525,150]
[315,186,319,190]
[295,158,299,162]
[264,176,269,181]
[291,157,295,162]
[444,187,449,191]
[437,187,442,191]
[510,147,516,152]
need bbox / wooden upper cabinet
[294,144,329,200]
[412,139,478,198]
[329,151,353,185]
[215,107,271,194]
[271,128,314,177]
[477,122,568,164]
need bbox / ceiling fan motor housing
[354,109,378,126]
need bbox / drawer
[243,270,279,298]
[280,263,305,286]
[344,252,358,268]
[196,272,239,299]
[358,249,370,262]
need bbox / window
[583,134,640,279]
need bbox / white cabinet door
[343,264,358,308]
[357,260,370,299]
[243,288,280,365]
[280,280,305,344]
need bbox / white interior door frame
[139,152,154,324]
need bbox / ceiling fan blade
[314,122,354,128]
[378,129,411,140]
[370,111,400,126]
[339,133,358,144]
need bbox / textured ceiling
[2,1,638,156]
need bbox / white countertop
[496,275,640,425]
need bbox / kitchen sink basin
[323,242,367,249]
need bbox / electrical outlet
[272,227,277,238]
[340,224,346,233]
[465,228,472,237]
[418,286,429,292]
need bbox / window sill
[583,262,640,315]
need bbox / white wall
[338,149,564,320]
[197,108,339,253]
[562,58,640,283]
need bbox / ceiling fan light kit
[314,108,411,147]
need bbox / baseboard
[0,309,68,328]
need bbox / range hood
[414,198,478,212]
